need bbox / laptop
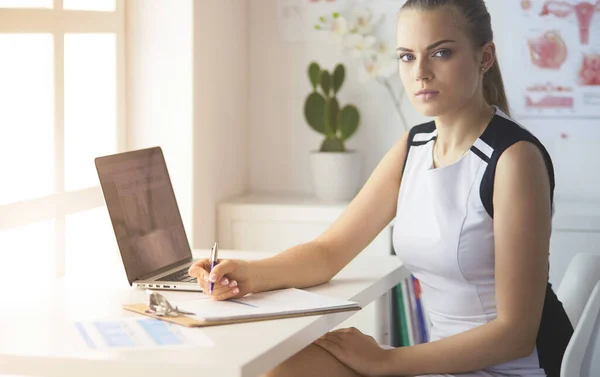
[95,146,202,292]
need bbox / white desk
[0,250,407,377]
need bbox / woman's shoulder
[481,111,548,157]
[479,111,555,218]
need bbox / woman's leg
[264,343,364,377]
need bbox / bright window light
[0,34,54,205]
[65,206,124,283]
[63,0,115,11]
[64,33,117,191]
[0,0,52,8]
[0,220,54,283]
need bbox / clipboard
[123,303,361,327]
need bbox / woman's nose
[415,61,433,82]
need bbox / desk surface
[0,250,406,377]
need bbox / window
[0,0,124,283]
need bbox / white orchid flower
[373,40,390,58]
[359,54,396,82]
[331,16,349,37]
[351,7,374,35]
[316,14,349,37]
[345,33,377,58]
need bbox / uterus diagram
[540,1,600,45]
[528,30,568,68]
[579,53,600,85]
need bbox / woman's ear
[480,41,496,71]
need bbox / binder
[412,275,428,343]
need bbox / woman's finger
[314,338,344,357]
[205,260,236,286]
[324,332,345,344]
[188,259,210,278]
[201,279,233,296]
[211,286,241,301]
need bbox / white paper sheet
[157,288,360,322]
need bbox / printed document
[73,318,214,350]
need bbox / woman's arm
[377,141,551,376]
[249,132,410,294]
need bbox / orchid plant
[315,6,408,130]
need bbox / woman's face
[396,8,484,117]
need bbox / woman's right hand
[187,258,254,301]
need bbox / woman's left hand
[314,327,388,376]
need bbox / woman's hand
[314,327,389,376]
[188,259,254,300]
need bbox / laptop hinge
[135,257,193,282]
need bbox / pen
[209,242,219,294]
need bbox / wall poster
[514,0,600,119]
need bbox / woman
[189,1,573,376]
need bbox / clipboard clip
[145,290,195,317]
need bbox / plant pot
[309,150,362,202]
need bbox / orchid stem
[379,78,408,131]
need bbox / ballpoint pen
[209,242,219,294]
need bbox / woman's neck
[434,99,494,156]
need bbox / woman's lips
[416,90,440,102]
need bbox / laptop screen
[95,147,192,284]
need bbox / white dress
[392,107,573,377]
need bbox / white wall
[126,0,194,241]
[127,0,249,248]
[248,0,600,201]
[193,0,249,248]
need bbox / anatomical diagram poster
[515,0,600,119]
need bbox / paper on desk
[72,318,214,351]
[160,288,361,322]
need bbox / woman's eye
[434,49,451,58]
[398,54,415,62]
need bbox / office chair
[560,280,600,376]
[556,253,600,377]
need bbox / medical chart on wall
[513,0,600,119]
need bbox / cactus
[303,62,360,152]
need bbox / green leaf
[320,70,331,96]
[308,62,321,90]
[320,136,345,152]
[327,97,340,134]
[339,105,360,141]
[304,92,326,135]
[332,64,345,94]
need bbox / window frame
[0,0,125,278]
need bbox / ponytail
[483,59,510,116]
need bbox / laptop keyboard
[156,268,197,283]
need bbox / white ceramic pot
[309,150,362,202]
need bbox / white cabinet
[549,199,600,288]
[218,192,394,345]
